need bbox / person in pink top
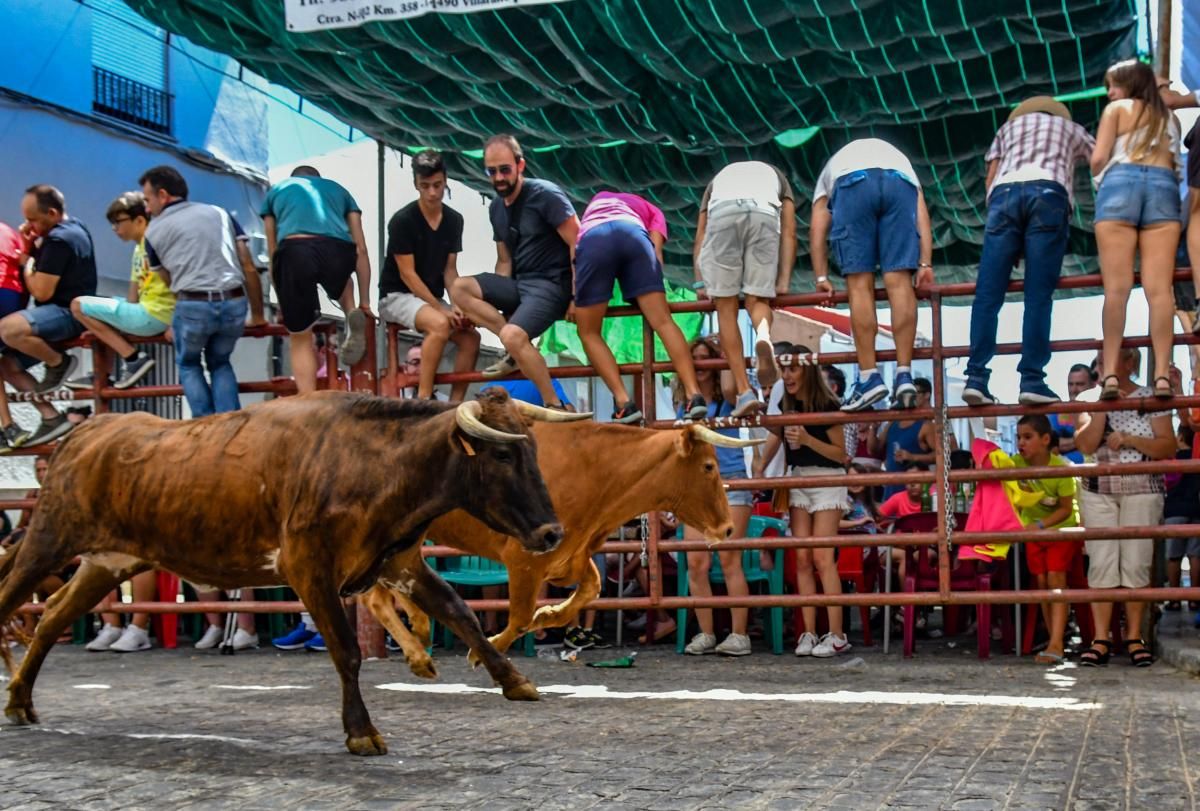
[573,191,705,423]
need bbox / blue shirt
[260,177,360,243]
[488,378,571,408]
[677,400,745,477]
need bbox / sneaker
[305,633,327,652]
[893,371,917,410]
[729,389,764,418]
[961,380,997,406]
[65,373,112,392]
[841,373,888,412]
[612,401,643,425]
[794,631,818,657]
[584,629,611,649]
[811,632,852,658]
[683,632,717,655]
[0,423,31,455]
[85,623,123,652]
[25,414,75,447]
[1018,384,1061,406]
[715,632,752,657]
[684,394,708,420]
[754,338,778,390]
[385,634,402,653]
[109,624,152,653]
[481,354,519,379]
[34,354,78,394]
[194,625,223,650]
[272,622,317,651]
[113,352,155,390]
[339,309,368,367]
[564,626,594,650]
[231,628,259,650]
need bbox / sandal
[1034,651,1064,665]
[1098,375,1121,401]
[1153,376,1173,400]
[1079,638,1113,667]
[1127,638,1154,668]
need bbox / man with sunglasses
[451,134,578,410]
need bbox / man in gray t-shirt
[140,165,265,418]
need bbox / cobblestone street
[0,641,1197,810]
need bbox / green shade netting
[125,0,1144,293]
[539,283,704,364]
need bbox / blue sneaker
[841,373,888,412]
[893,371,917,409]
[305,633,327,652]
[272,623,316,651]
[1018,383,1061,406]
[1194,610,1200,630]
[962,379,997,407]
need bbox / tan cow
[363,421,759,676]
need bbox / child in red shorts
[1013,414,1080,664]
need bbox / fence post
[350,314,387,659]
[931,292,951,599]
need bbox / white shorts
[787,465,850,513]
[379,291,429,329]
[1079,489,1163,589]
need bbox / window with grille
[90,0,171,134]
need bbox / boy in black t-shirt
[378,150,479,401]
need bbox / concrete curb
[1156,611,1200,676]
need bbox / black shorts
[1187,119,1200,191]
[475,273,571,339]
[272,237,356,333]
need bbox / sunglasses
[485,164,516,178]
[775,353,819,367]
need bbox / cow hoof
[408,656,438,680]
[467,649,482,670]
[345,733,388,756]
[502,679,540,702]
[5,705,38,726]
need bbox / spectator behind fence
[1091,60,1183,401]
[1051,363,1098,463]
[0,222,29,447]
[453,134,577,410]
[0,185,98,450]
[261,165,371,394]
[1163,425,1200,613]
[809,138,933,412]
[963,97,1095,407]
[1160,79,1200,327]
[401,345,447,401]
[379,150,479,402]
[680,336,754,657]
[869,378,954,499]
[1073,347,1174,668]
[140,165,266,417]
[756,342,852,658]
[66,192,174,392]
[1012,414,1081,666]
[692,160,797,414]
[574,190,705,424]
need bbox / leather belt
[176,286,245,302]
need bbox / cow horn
[689,423,766,448]
[512,400,592,422]
[455,400,528,442]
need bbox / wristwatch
[815,275,828,284]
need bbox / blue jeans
[966,181,1070,388]
[173,298,248,417]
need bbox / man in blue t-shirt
[261,165,372,393]
[485,378,573,410]
[451,134,579,410]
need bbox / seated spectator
[67,192,173,391]
[573,190,705,424]
[379,150,478,402]
[1012,414,1080,665]
[841,463,879,534]
[401,345,447,401]
[1163,425,1200,611]
[1074,347,1175,667]
[85,570,159,653]
[878,472,927,519]
[870,378,957,499]
[0,185,98,449]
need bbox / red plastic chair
[150,571,179,650]
[835,532,880,647]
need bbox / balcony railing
[92,66,171,135]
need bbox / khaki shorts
[698,200,779,298]
[1079,489,1163,589]
[379,291,429,329]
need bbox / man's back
[262,177,358,242]
[33,218,97,306]
[145,201,242,293]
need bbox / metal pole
[377,140,386,272]
[931,292,950,599]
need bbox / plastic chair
[675,514,787,654]
[835,532,880,647]
[430,554,535,657]
[150,571,179,649]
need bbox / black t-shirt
[1165,448,1200,519]
[489,178,575,282]
[31,218,98,307]
[380,202,464,299]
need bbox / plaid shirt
[1080,387,1168,496]
[986,114,1095,204]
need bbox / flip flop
[1034,651,1064,665]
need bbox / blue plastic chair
[429,553,536,657]
[675,514,787,654]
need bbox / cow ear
[674,426,696,458]
[452,431,478,457]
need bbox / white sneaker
[231,628,259,650]
[85,623,123,652]
[794,631,818,657]
[109,624,151,653]
[715,632,751,657]
[812,633,852,658]
[194,625,224,650]
[683,632,717,655]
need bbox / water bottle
[920,485,932,512]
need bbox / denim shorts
[829,168,920,274]
[723,474,754,508]
[22,303,84,343]
[1094,164,1182,227]
[77,296,169,337]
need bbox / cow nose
[536,523,564,550]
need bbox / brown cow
[0,389,575,756]
[363,421,760,676]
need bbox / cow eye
[704,462,715,473]
[493,449,515,464]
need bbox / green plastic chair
[676,514,787,654]
[429,554,536,657]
